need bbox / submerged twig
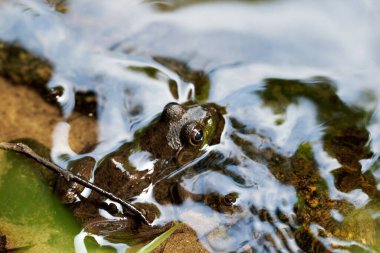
[0,142,151,226]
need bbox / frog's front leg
[154,180,241,215]
[55,156,95,203]
[83,217,174,243]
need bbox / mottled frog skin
[56,102,233,242]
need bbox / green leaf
[137,223,180,253]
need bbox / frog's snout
[206,105,218,115]
[204,104,225,146]
[202,103,226,115]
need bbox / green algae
[0,150,80,252]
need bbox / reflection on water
[1,0,380,252]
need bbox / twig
[0,142,151,226]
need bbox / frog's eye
[161,102,185,121]
[189,128,204,146]
[181,122,205,146]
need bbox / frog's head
[139,102,225,165]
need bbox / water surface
[0,0,380,252]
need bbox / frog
[55,102,239,243]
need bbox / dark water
[1,0,380,252]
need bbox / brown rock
[0,77,97,153]
[152,223,209,253]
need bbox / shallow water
[1,0,380,252]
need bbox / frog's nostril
[203,103,226,116]
[209,106,217,113]
[202,104,217,114]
